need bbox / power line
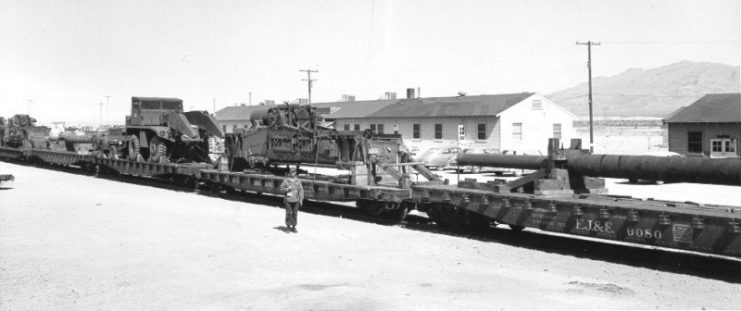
[299,69,318,104]
[602,40,739,45]
[576,40,600,153]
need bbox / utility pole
[99,102,103,126]
[299,69,318,104]
[104,96,109,125]
[576,40,600,153]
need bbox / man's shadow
[273,226,293,233]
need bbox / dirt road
[1,161,740,310]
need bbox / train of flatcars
[1,97,740,259]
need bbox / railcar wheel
[386,204,408,221]
[363,201,386,216]
[508,224,525,232]
[468,214,492,232]
[356,199,386,216]
[128,135,141,161]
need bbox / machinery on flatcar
[123,97,224,164]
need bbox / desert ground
[1,159,740,311]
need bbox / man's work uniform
[280,176,304,229]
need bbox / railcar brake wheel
[127,135,141,161]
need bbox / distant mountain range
[547,61,740,118]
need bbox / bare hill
[548,61,740,118]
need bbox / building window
[413,124,420,139]
[370,124,376,133]
[222,125,227,133]
[513,123,523,141]
[477,124,487,140]
[687,132,702,153]
[711,138,737,154]
[532,100,543,110]
[457,125,465,141]
[377,124,384,134]
[393,124,399,134]
[434,124,443,139]
[712,140,723,152]
[553,123,562,139]
[354,124,360,131]
[232,125,237,131]
[343,124,350,131]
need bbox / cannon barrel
[568,154,740,186]
[59,134,93,144]
[457,153,741,186]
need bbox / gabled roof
[368,93,535,118]
[214,105,271,121]
[311,99,397,119]
[664,93,741,123]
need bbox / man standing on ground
[280,167,304,232]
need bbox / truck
[124,97,223,164]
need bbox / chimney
[406,88,415,99]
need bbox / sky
[1,0,739,124]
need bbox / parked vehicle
[422,146,462,170]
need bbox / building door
[710,138,737,158]
[457,125,465,141]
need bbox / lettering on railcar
[575,219,615,234]
[626,226,663,240]
[671,224,692,243]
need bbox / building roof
[367,93,535,118]
[664,93,741,123]
[311,99,397,119]
[214,105,271,121]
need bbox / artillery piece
[0,114,50,149]
[124,97,223,164]
[456,138,741,193]
[226,103,441,187]
[413,138,741,257]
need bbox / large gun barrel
[457,153,741,186]
[568,154,740,186]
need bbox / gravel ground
[1,161,740,310]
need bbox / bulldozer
[124,97,223,164]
